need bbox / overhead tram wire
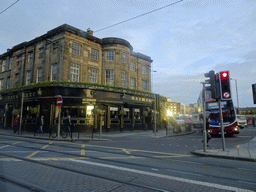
[0,0,19,15]
[94,0,184,33]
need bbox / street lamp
[230,78,239,114]
[152,70,157,136]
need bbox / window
[110,107,118,119]
[90,68,98,83]
[53,41,59,55]
[130,77,136,89]
[26,71,32,85]
[106,69,114,85]
[107,50,114,61]
[37,68,43,82]
[123,108,130,119]
[2,60,6,72]
[39,47,44,59]
[142,65,147,74]
[9,57,13,70]
[6,77,10,89]
[134,108,141,120]
[70,64,79,82]
[91,49,99,61]
[17,55,22,67]
[142,80,147,91]
[121,53,127,63]
[121,71,127,88]
[130,62,135,71]
[86,105,94,118]
[28,52,33,64]
[0,79,3,91]
[15,73,20,82]
[51,64,57,81]
[72,42,81,55]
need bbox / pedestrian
[64,115,73,136]
[13,115,20,134]
[253,116,255,127]
[37,115,44,133]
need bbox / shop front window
[110,107,118,119]
[87,105,94,118]
[78,107,86,118]
[124,108,130,119]
[134,109,141,120]
[70,107,78,118]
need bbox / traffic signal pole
[201,82,207,152]
[218,99,226,151]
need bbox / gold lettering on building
[131,96,153,103]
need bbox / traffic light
[204,70,217,100]
[219,71,231,100]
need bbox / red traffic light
[220,71,229,79]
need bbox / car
[236,115,247,129]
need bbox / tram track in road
[0,152,170,192]
[0,135,256,191]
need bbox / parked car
[236,115,247,129]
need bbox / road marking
[81,144,85,155]
[151,168,159,171]
[101,156,143,159]
[167,169,203,177]
[0,145,10,149]
[26,143,51,158]
[12,141,22,145]
[154,155,191,158]
[81,150,85,156]
[122,149,131,154]
[70,159,254,192]
[0,157,89,161]
[83,144,187,156]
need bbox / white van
[236,115,247,129]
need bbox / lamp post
[230,78,239,114]
[152,70,157,136]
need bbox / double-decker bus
[197,88,239,136]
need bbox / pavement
[1,126,256,162]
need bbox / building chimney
[87,28,93,36]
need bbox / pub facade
[0,24,157,132]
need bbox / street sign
[56,97,63,107]
[223,92,230,98]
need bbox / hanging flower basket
[92,107,100,115]
[31,107,40,114]
[119,108,126,115]
[12,109,21,116]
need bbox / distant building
[0,24,154,131]
[166,101,185,116]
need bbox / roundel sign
[56,97,63,107]
[223,92,230,98]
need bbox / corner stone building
[0,24,155,132]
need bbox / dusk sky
[1,0,255,108]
